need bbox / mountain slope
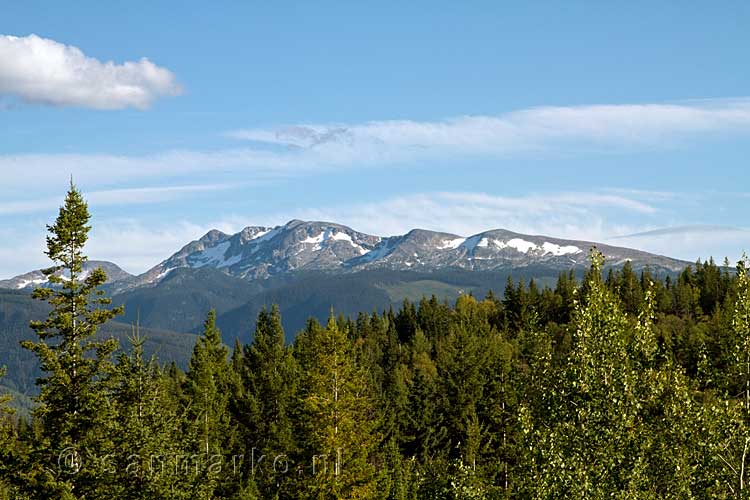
[0,260,133,290]
[0,220,698,403]
[118,220,689,291]
[0,289,196,399]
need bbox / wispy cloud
[0,216,247,278]
[613,224,748,239]
[87,190,654,274]
[2,189,746,278]
[0,149,315,193]
[229,98,750,155]
[0,184,235,216]
[0,34,181,109]
[86,218,244,272]
[613,225,750,264]
[3,99,750,194]
[263,191,746,263]
[264,191,650,241]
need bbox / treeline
[1,185,750,499]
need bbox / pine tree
[403,329,442,462]
[19,182,122,499]
[295,314,380,499]
[379,314,409,446]
[183,310,237,499]
[236,306,297,498]
[107,325,188,499]
[0,367,16,499]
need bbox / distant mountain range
[0,220,692,403]
[0,260,133,290]
[1,219,690,293]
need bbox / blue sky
[1,1,749,277]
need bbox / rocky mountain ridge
[1,220,690,291]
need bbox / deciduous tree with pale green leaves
[708,254,750,497]
[519,250,699,498]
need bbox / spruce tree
[0,367,15,499]
[20,182,122,499]
[107,327,186,499]
[236,305,297,498]
[183,310,238,499]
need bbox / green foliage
[106,326,186,499]
[16,182,123,499]
[518,250,700,498]
[235,305,297,498]
[183,309,239,499]
[6,183,750,498]
[294,314,380,499]
[0,367,16,498]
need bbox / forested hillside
[1,185,749,499]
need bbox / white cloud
[0,149,309,193]
[0,34,181,109]
[269,192,748,264]
[229,98,750,155]
[613,224,746,239]
[3,189,746,278]
[86,218,244,273]
[0,184,235,216]
[613,225,750,265]
[263,191,649,241]
[2,98,750,194]
[0,217,246,278]
[88,191,750,275]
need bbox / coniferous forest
[1,188,749,499]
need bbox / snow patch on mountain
[153,266,180,282]
[302,229,368,254]
[105,220,688,291]
[499,238,537,253]
[361,238,398,262]
[190,241,233,268]
[15,278,46,289]
[540,242,582,256]
[439,237,466,250]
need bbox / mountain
[0,260,133,290]
[119,220,382,290]
[102,219,691,338]
[0,288,197,408]
[115,220,688,292]
[2,221,692,336]
[0,220,695,403]
[3,220,690,295]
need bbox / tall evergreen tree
[236,305,297,498]
[0,367,12,444]
[183,310,238,499]
[107,326,187,499]
[19,182,122,499]
[0,367,16,500]
[295,314,380,499]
